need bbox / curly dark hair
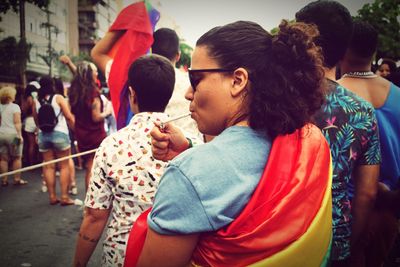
[196,20,325,139]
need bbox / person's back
[69,62,107,153]
[339,20,400,190]
[339,76,400,188]
[0,86,27,186]
[296,2,381,265]
[74,54,176,267]
[338,20,400,266]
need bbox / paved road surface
[1,168,400,267]
[0,168,102,267]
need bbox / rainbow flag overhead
[123,124,332,267]
[107,1,160,129]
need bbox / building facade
[0,0,122,84]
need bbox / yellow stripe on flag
[250,156,332,267]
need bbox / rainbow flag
[124,124,332,267]
[107,1,160,129]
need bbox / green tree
[56,52,92,82]
[0,0,50,88]
[0,37,31,82]
[176,42,193,70]
[355,0,400,60]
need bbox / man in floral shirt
[73,54,176,267]
[296,2,381,266]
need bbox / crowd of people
[0,0,399,266]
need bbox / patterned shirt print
[314,79,381,261]
[85,112,169,267]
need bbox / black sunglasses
[188,68,235,91]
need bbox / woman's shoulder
[10,102,21,111]
[170,126,270,180]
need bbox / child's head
[128,54,175,113]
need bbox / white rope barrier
[0,113,192,179]
[0,148,97,178]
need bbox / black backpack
[38,95,60,133]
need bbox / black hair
[388,71,400,87]
[24,84,37,99]
[151,28,180,61]
[53,77,65,96]
[379,59,397,72]
[38,75,55,100]
[295,0,353,68]
[196,20,325,139]
[128,54,175,112]
[349,20,378,59]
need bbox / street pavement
[1,167,400,267]
[0,168,102,267]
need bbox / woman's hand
[150,122,190,162]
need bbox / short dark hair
[128,54,175,112]
[296,0,353,68]
[349,20,378,59]
[24,84,38,99]
[152,28,180,61]
[197,20,325,139]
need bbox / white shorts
[24,116,37,133]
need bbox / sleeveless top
[35,94,69,134]
[72,91,106,152]
[375,82,400,190]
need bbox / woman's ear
[231,67,249,97]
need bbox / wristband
[186,137,193,148]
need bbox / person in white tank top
[32,76,76,206]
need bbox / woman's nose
[185,85,194,101]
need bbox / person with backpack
[33,75,75,206]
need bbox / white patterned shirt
[85,112,169,267]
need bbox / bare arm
[137,228,199,267]
[351,164,379,247]
[13,111,22,138]
[90,30,125,75]
[59,55,77,75]
[73,208,110,267]
[32,100,38,127]
[56,95,75,130]
[91,97,112,123]
[21,96,33,115]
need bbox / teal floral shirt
[314,79,381,261]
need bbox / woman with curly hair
[124,20,332,266]
[68,62,112,190]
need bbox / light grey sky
[153,0,373,47]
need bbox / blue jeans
[38,131,70,152]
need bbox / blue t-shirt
[376,82,400,190]
[148,126,271,235]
